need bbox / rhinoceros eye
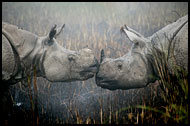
[115,60,123,70]
[118,64,122,70]
[135,42,139,46]
[68,54,76,62]
[116,61,122,70]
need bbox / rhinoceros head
[37,24,98,82]
[96,25,156,90]
[96,15,188,90]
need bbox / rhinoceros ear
[121,25,147,45]
[49,24,57,40]
[100,49,105,63]
[54,24,65,38]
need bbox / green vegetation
[150,37,188,124]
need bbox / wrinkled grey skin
[2,22,98,85]
[96,15,188,90]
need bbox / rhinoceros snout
[95,73,110,85]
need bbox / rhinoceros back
[167,22,188,71]
[2,22,38,84]
[2,22,38,60]
[149,15,188,72]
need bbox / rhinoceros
[2,22,98,85]
[96,15,188,90]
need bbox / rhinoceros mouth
[96,81,119,90]
[96,76,117,86]
[79,63,97,79]
[81,67,97,73]
[80,63,98,73]
[79,71,95,80]
[97,80,117,85]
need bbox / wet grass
[8,48,188,125]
